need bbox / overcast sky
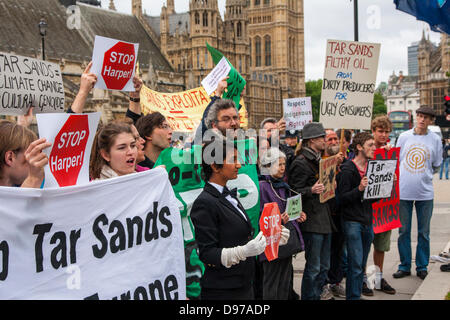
[104,0,443,85]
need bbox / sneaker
[320,285,335,300]
[417,270,428,280]
[362,281,374,296]
[375,278,396,295]
[330,283,346,298]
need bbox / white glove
[279,225,290,246]
[221,231,267,268]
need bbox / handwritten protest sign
[286,194,302,221]
[319,40,381,130]
[37,113,100,188]
[140,85,248,132]
[0,169,186,299]
[319,155,339,203]
[283,97,313,131]
[206,42,246,109]
[91,36,139,91]
[372,147,402,234]
[260,202,282,261]
[0,52,65,115]
[364,159,397,200]
[201,56,231,96]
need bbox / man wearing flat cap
[393,106,443,281]
[288,122,336,300]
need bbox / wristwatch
[129,96,140,103]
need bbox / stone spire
[109,0,116,11]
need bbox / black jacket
[190,183,255,290]
[336,160,375,226]
[288,148,335,234]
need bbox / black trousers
[201,285,254,300]
[328,214,346,285]
[262,256,293,300]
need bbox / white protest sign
[286,194,302,221]
[283,97,313,131]
[201,56,231,96]
[0,168,186,300]
[319,40,381,130]
[91,36,139,92]
[364,159,397,200]
[37,112,100,188]
[0,52,65,115]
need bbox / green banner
[206,42,246,109]
[154,140,260,298]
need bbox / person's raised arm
[126,76,143,124]
[17,107,34,128]
[70,62,97,114]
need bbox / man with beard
[288,123,335,300]
[204,99,241,139]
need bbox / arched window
[195,12,200,25]
[255,36,261,67]
[265,35,271,66]
[203,12,208,27]
[237,22,242,38]
[255,0,260,6]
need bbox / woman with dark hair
[191,139,287,300]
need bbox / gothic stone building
[139,0,306,129]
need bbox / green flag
[206,42,246,109]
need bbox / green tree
[372,92,387,118]
[305,79,322,121]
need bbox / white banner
[37,113,100,188]
[0,52,65,115]
[0,168,186,300]
[283,97,313,131]
[364,159,397,200]
[319,39,381,130]
[201,56,231,96]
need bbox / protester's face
[263,122,277,140]
[372,127,391,146]
[359,138,376,160]
[149,121,172,150]
[215,149,241,181]
[311,136,326,152]
[131,125,145,163]
[285,137,297,147]
[214,108,240,135]
[270,157,286,179]
[325,131,339,155]
[101,133,137,176]
[7,150,29,186]
[416,113,433,130]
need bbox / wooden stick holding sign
[319,154,339,203]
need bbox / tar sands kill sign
[91,36,139,91]
[0,169,186,300]
[0,52,65,115]
[364,159,397,200]
[319,40,380,130]
[37,113,100,188]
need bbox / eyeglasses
[217,116,239,124]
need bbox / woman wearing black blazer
[191,139,270,300]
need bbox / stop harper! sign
[91,36,139,91]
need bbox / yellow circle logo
[405,146,428,171]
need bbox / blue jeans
[398,200,433,273]
[440,158,449,179]
[301,232,332,300]
[343,221,374,300]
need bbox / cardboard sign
[364,159,397,200]
[372,148,402,234]
[0,52,65,115]
[91,36,139,91]
[283,97,313,131]
[319,155,339,203]
[319,40,381,130]
[140,85,248,132]
[259,202,282,261]
[286,194,302,221]
[37,113,100,188]
[0,168,186,299]
[201,56,231,96]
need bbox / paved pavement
[292,174,450,300]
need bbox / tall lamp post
[38,18,47,61]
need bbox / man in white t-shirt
[393,106,443,281]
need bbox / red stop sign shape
[102,41,136,90]
[259,202,282,261]
[49,115,89,187]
